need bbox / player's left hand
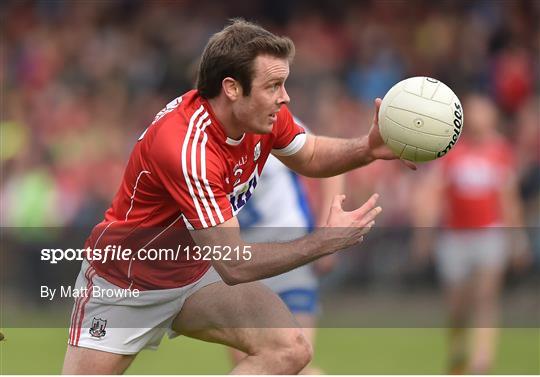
[367,98,417,170]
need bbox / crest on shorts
[254,141,261,162]
[89,317,107,338]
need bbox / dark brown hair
[196,19,295,99]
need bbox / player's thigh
[62,345,135,374]
[470,230,507,306]
[172,280,301,353]
[473,265,505,314]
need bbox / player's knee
[275,331,313,373]
[294,332,313,371]
[248,329,312,373]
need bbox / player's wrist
[308,228,345,256]
[361,135,377,162]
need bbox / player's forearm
[317,174,346,225]
[214,229,344,285]
[299,136,374,178]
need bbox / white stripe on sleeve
[271,133,307,156]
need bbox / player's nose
[278,86,290,105]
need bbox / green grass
[0,328,538,374]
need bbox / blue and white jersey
[237,154,318,293]
[238,154,314,231]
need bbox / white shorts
[436,228,509,285]
[68,260,222,355]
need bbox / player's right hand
[319,193,382,252]
[366,98,416,170]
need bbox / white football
[378,76,463,162]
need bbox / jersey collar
[200,95,245,146]
[225,134,245,145]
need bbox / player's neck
[207,97,244,140]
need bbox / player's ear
[222,78,240,101]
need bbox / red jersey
[85,90,306,290]
[440,136,515,228]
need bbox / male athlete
[62,19,412,374]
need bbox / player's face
[464,95,497,140]
[234,55,290,134]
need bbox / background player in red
[62,19,411,374]
[411,94,531,374]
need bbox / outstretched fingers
[352,193,382,236]
[357,206,381,228]
[352,193,380,218]
[332,194,346,210]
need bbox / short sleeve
[151,132,233,230]
[271,106,306,156]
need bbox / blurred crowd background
[1,0,539,297]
